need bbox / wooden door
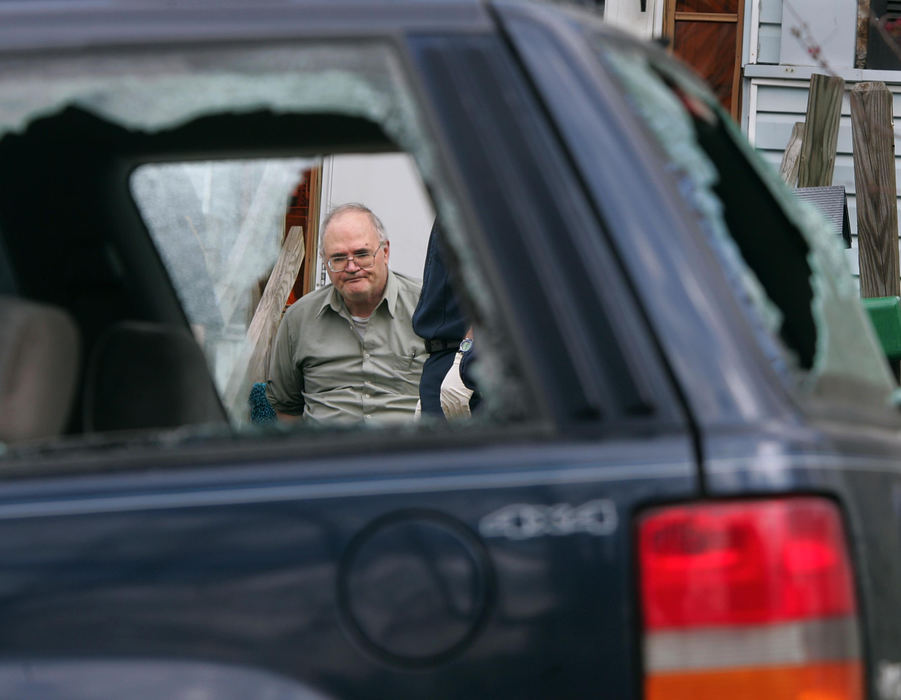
[664,0,745,119]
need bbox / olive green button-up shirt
[266,270,426,423]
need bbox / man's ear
[382,240,390,264]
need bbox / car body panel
[0,3,703,698]
[494,5,901,695]
[0,438,695,698]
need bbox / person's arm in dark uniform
[412,221,468,417]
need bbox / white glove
[440,351,473,419]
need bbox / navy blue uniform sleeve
[412,221,468,343]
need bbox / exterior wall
[778,0,856,69]
[315,153,434,288]
[756,0,781,64]
[603,0,664,38]
[743,1,901,280]
[751,0,856,67]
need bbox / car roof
[0,0,496,53]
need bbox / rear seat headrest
[0,296,80,443]
[83,321,226,433]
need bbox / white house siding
[603,0,664,39]
[745,65,901,276]
[779,0,856,69]
[757,0,782,64]
[741,0,901,279]
[753,0,856,67]
[315,153,435,288]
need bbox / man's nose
[345,257,361,272]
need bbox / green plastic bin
[863,296,901,363]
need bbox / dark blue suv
[0,1,897,699]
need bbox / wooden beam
[673,12,738,22]
[663,0,676,41]
[730,0,746,119]
[798,73,845,188]
[779,122,806,186]
[301,165,323,295]
[223,225,305,416]
[852,81,900,299]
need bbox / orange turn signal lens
[646,661,863,700]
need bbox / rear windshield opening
[685,101,816,370]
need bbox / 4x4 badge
[478,500,618,540]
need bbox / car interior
[0,105,449,451]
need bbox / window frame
[0,23,692,472]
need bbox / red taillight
[639,498,863,700]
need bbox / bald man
[266,203,426,423]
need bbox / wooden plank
[851,81,900,298]
[663,0,676,43]
[301,165,322,296]
[779,121,805,185]
[676,0,737,10]
[674,12,738,21]
[798,73,845,187]
[731,0,745,118]
[223,225,305,415]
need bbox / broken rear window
[0,38,536,455]
[601,44,896,406]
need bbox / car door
[0,4,700,698]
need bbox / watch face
[459,338,473,353]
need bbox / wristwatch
[459,338,473,353]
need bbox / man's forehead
[323,211,379,251]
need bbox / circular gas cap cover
[338,509,494,667]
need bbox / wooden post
[301,165,323,295]
[798,73,845,188]
[852,81,900,299]
[779,122,805,186]
[223,225,305,415]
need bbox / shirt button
[364,394,371,399]
[364,415,372,421]
[364,353,370,359]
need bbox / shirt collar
[317,269,399,319]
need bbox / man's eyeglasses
[326,243,385,272]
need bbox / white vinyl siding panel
[752,0,854,67]
[757,0,782,64]
[778,0,855,69]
